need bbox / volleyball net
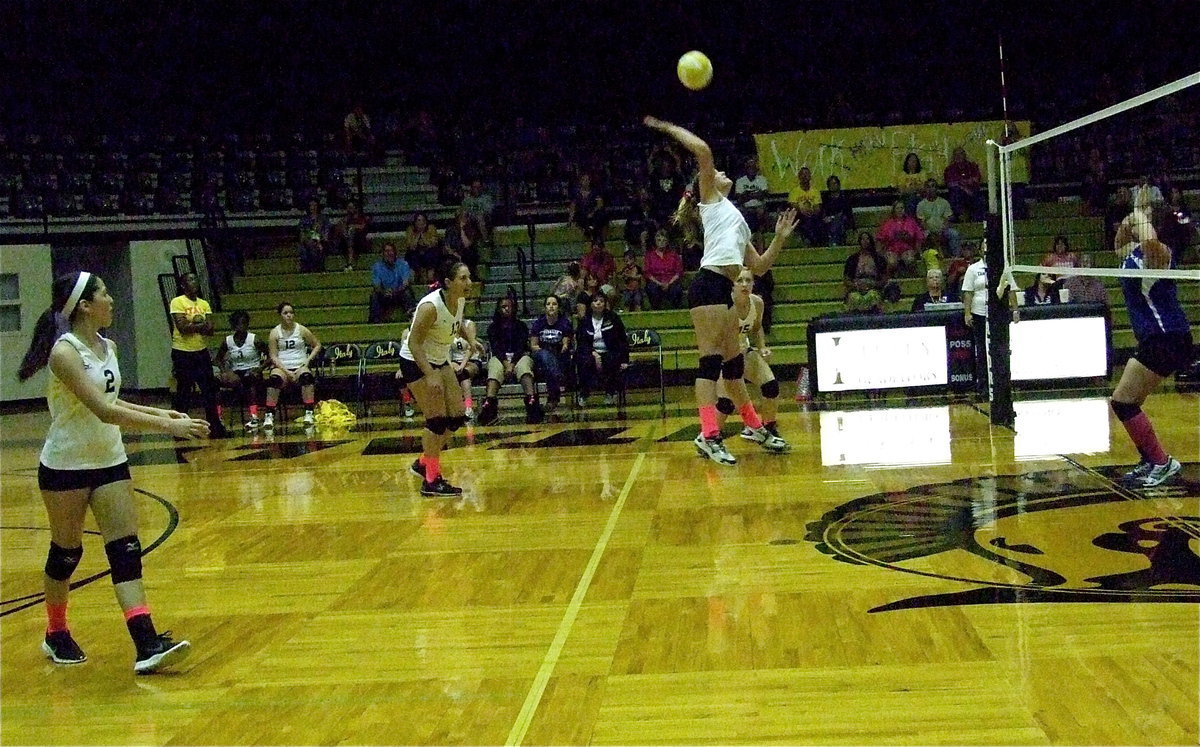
[992,71,1200,293]
[979,71,1200,422]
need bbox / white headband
[61,272,92,318]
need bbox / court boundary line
[504,450,647,747]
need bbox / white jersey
[40,333,127,471]
[400,289,464,365]
[225,332,260,372]
[698,195,751,269]
[449,320,481,364]
[737,299,756,351]
[273,324,309,369]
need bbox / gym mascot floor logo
[804,462,1199,612]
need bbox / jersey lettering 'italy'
[41,333,127,470]
[1119,244,1189,340]
[400,289,464,365]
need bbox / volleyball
[677,51,712,90]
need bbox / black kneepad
[716,397,736,416]
[268,374,284,389]
[698,354,723,382]
[721,354,745,381]
[456,368,472,382]
[45,541,83,582]
[761,379,780,399]
[104,535,143,584]
[1111,400,1141,422]
[298,371,315,386]
[446,415,466,432]
[425,416,449,435]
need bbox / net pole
[986,209,1014,427]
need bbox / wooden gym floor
[2,391,1197,745]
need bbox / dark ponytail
[18,272,99,382]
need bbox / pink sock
[464,396,474,409]
[1122,412,1168,464]
[425,456,441,482]
[739,402,763,430]
[46,602,68,633]
[698,405,719,438]
[249,404,259,417]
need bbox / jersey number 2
[103,369,115,393]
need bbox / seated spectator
[945,240,977,296]
[916,179,961,257]
[617,248,648,311]
[529,295,574,412]
[648,145,686,223]
[876,201,925,276]
[1081,148,1108,217]
[911,268,959,311]
[580,239,616,286]
[1022,271,1063,306]
[623,187,655,251]
[405,212,442,285]
[298,199,332,273]
[478,295,540,425]
[1133,175,1164,210]
[734,157,770,233]
[333,199,371,272]
[843,231,888,295]
[644,229,684,310]
[369,242,415,323]
[1160,187,1195,257]
[753,267,776,334]
[943,147,983,221]
[574,294,629,407]
[1041,234,1080,272]
[574,270,601,320]
[462,179,495,243]
[552,261,583,307]
[443,207,482,278]
[787,166,824,246]
[215,310,268,430]
[567,172,608,242]
[343,103,376,156]
[897,152,926,216]
[844,276,884,314]
[1062,253,1108,306]
[1105,187,1133,249]
[265,302,322,429]
[821,175,855,247]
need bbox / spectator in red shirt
[943,147,983,221]
[580,239,616,286]
[643,228,685,309]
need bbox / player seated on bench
[264,301,322,429]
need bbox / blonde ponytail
[671,186,702,248]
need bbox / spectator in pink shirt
[1041,234,1080,271]
[876,201,925,276]
[580,239,616,286]
[644,228,685,309]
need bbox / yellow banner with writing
[753,120,1031,193]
